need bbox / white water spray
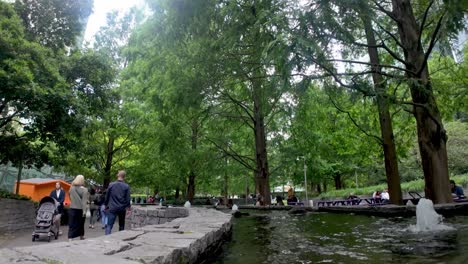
[232,204,239,212]
[184,201,191,208]
[409,198,454,232]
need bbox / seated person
[381,190,390,200]
[287,195,298,204]
[275,195,284,206]
[450,180,465,199]
[255,195,264,206]
[372,191,381,199]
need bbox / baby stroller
[32,196,59,242]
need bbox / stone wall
[0,199,36,234]
[127,206,189,228]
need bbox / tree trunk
[187,118,198,202]
[323,182,327,193]
[103,136,115,188]
[252,79,271,205]
[316,183,322,194]
[15,157,23,194]
[187,171,195,202]
[223,158,228,205]
[391,0,451,203]
[334,173,342,190]
[361,11,403,205]
[175,187,180,200]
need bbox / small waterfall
[232,204,239,212]
[409,198,454,232]
[184,201,191,208]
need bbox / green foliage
[14,0,93,50]
[318,173,468,199]
[0,189,31,200]
[430,46,468,121]
[446,121,468,175]
[2,0,466,200]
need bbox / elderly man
[50,182,65,235]
[105,170,131,235]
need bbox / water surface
[211,210,468,264]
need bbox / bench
[317,198,362,207]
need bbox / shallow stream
[210,210,468,264]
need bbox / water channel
[210,210,468,264]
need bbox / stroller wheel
[32,235,35,242]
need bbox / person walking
[50,182,65,213]
[88,188,98,229]
[99,189,108,229]
[49,181,65,235]
[68,175,88,241]
[105,170,131,235]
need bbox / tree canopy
[1,0,467,204]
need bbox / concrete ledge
[316,202,468,217]
[128,206,190,228]
[237,205,293,210]
[0,208,232,264]
[236,202,468,217]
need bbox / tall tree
[359,2,402,204]
[387,0,461,203]
[294,0,404,203]
[14,0,93,50]
[208,0,293,204]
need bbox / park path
[0,218,108,249]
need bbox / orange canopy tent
[14,178,71,206]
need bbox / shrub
[0,189,31,200]
[316,173,468,199]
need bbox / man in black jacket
[50,181,65,235]
[105,171,131,235]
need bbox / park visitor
[68,175,88,241]
[450,180,465,199]
[381,189,390,203]
[287,187,298,205]
[275,195,284,205]
[88,188,98,229]
[105,170,131,235]
[49,181,65,235]
[372,190,381,199]
[99,189,108,229]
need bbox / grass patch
[316,173,468,199]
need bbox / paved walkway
[0,208,232,264]
[0,219,109,249]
